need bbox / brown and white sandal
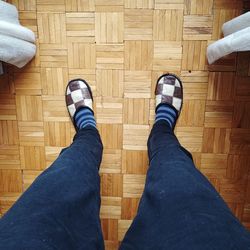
[65,78,94,131]
[155,73,183,115]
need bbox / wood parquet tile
[1,0,250,246]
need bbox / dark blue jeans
[0,121,250,249]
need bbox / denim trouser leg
[0,126,104,250]
[120,121,250,250]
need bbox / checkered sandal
[155,73,183,116]
[65,79,94,131]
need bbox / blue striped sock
[74,108,96,129]
[155,105,177,129]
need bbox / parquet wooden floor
[1,0,250,248]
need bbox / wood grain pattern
[182,41,207,70]
[125,41,153,70]
[183,15,213,40]
[0,95,17,121]
[65,0,95,11]
[202,128,231,154]
[102,219,118,241]
[124,70,151,98]
[153,41,182,71]
[11,0,36,11]
[96,44,124,69]
[95,12,124,44]
[123,124,149,150]
[66,12,95,38]
[123,174,146,198]
[101,173,123,197]
[96,0,124,12]
[122,150,148,174]
[36,0,66,12]
[68,42,96,69]
[0,193,21,216]
[44,122,72,147]
[181,71,208,99]
[123,98,150,125]
[0,121,19,145]
[37,13,66,44]
[20,146,46,170]
[14,72,41,95]
[0,169,22,193]
[40,44,68,68]
[207,72,236,100]
[98,124,123,149]
[96,97,123,124]
[205,101,234,128]
[16,95,43,121]
[2,1,250,247]
[155,0,184,10]
[96,69,124,97]
[0,145,20,170]
[184,0,213,14]
[125,0,154,9]
[100,196,122,219]
[124,9,153,40]
[18,122,44,147]
[176,127,203,152]
[153,10,183,41]
[41,68,68,95]
[100,149,122,174]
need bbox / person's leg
[120,74,250,250]
[0,79,104,250]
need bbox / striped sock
[74,108,96,130]
[155,104,177,129]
